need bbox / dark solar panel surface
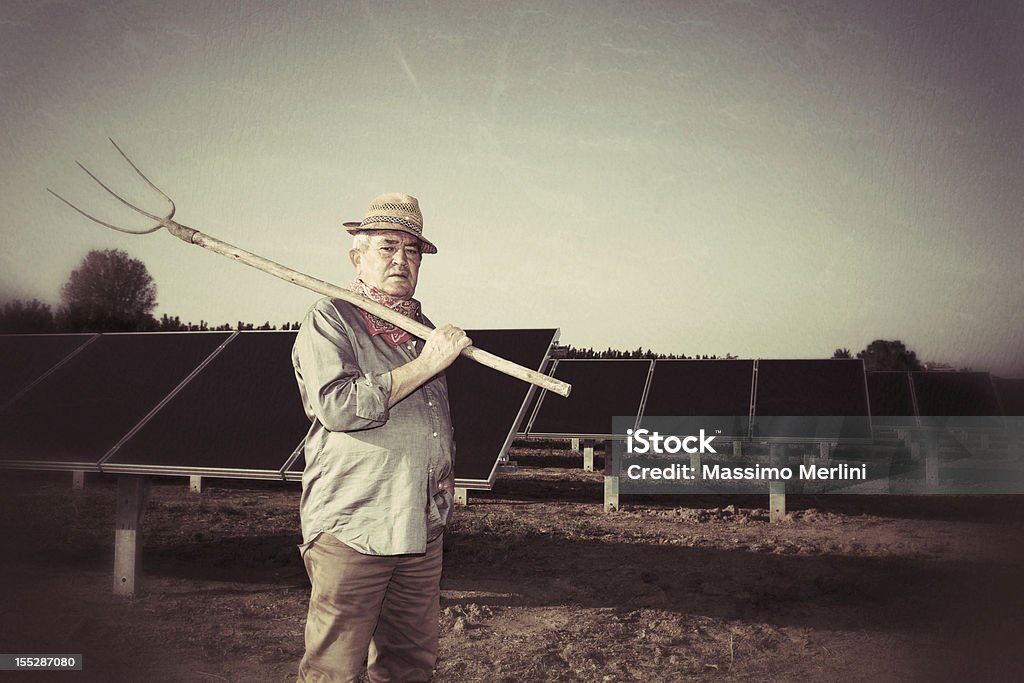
[0,333,231,465]
[995,378,1024,416]
[289,329,557,483]
[445,329,557,481]
[638,360,754,437]
[912,372,1003,429]
[996,379,1024,442]
[106,332,309,472]
[752,359,871,440]
[0,334,95,406]
[866,372,917,428]
[527,360,651,437]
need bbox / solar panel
[752,359,872,441]
[637,359,754,438]
[995,379,1024,447]
[445,329,558,485]
[526,359,652,439]
[103,332,308,479]
[0,332,233,470]
[995,378,1024,416]
[866,371,918,428]
[288,329,558,487]
[0,334,95,408]
[911,372,1003,430]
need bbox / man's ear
[349,248,361,270]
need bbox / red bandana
[350,280,422,346]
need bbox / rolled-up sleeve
[294,299,392,431]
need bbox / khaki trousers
[297,533,443,683]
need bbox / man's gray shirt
[292,297,454,556]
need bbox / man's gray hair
[351,230,424,254]
[351,232,372,252]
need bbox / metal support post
[72,471,85,490]
[114,476,147,597]
[570,438,580,451]
[582,439,595,472]
[189,475,203,493]
[769,444,786,522]
[454,487,468,506]
[769,481,786,522]
[925,439,939,488]
[603,442,619,512]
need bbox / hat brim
[344,222,437,254]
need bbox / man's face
[350,230,423,299]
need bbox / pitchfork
[49,139,571,397]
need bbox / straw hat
[343,192,437,254]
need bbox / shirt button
[432,432,438,438]
[428,401,433,407]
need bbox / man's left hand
[439,473,455,496]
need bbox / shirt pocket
[318,441,396,510]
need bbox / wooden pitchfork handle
[48,139,571,398]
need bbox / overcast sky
[2,0,1022,375]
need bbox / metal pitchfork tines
[48,138,196,242]
[48,139,572,397]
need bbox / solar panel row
[0,332,234,471]
[525,358,872,442]
[0,329,558,487]
[523,361,1016,442]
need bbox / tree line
[0,249,299,334]
[3,249,940,372]
[562,341,926,371]
[562,346,737,361]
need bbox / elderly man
[292,192,470,682]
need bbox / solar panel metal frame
[750,358,874,443]
[516,358,556,438]
[0,331,237,472]
[523,358,653,440]
[636,359,756,440]
[286,328,560,489]
[101,331,308,481]
[283,455,305,483]
[279,442,305,479]
[102,444,303,481]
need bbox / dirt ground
[2,446,1023,682]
